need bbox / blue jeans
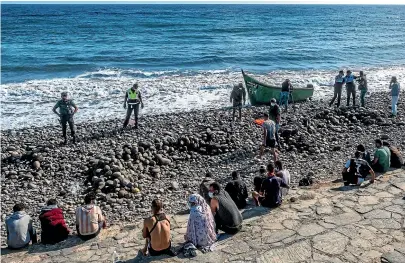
[279,92,289,110]
[392,96,399,115]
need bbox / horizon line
[2,1,405,4]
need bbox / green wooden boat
[242,70,314,106]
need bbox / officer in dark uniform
[53,92,78,144]
[123,83,144,129]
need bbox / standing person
[75,193,107,241]
[269,98,281,145]
[329,70,345,107]
[141,199,175,257]
[280,79,293,112]
[5,204,37,249]
[123,83,144,129]
[39,199,70,245]
[357,71,368,107]
[230,83,246,121]
[342,151,375,186]
[344,70,358,107]
[252,163,289,208]
[53,91,78,145]
[209,182,243,235]
[389,76,400,117]
[372,139,389,173]
[259,113,278,162]
[184,194,217,248]
[225,171,248,209]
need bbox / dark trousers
[77,225,101,241]
[61,114,75,139]
[346,85,356,106]
[232,102,242,120]
[342,172,358,186]
[372,162,384,173]
[214,213,242,235]
[329,85,342,107]
[123,104,140,128]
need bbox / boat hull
[242,70,314,106]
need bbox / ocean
[1,4,405,129]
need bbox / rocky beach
[1,91,404,245]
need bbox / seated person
[382,142,392,166]
[209,182,243,235]
[275,160,291,197]
[75,192,106,241]
[253,163,289,208]
[372,139,390,173]
[383,142,404,168]
[142,199,175,257]
[253,165,267,193]
[5,204,37,249]
[185,194,216,248]
[342,151,375,186]
[225,171,248,209]
[39,199,70,244]
[199,172,215,204]
[357,144,372,164]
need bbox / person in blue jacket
[344,70,358,107]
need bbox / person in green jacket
[372,139,390,173]
[123,83,144,129]
[53,92,78,144]
[357,71,367,107]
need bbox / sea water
[1,4,405,129]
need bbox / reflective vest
[127,89,139,104]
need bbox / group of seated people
[5,192,106,249]
[5,160,291,258]
[342,140,404,186]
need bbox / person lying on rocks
[225,171,248,209]
[199,171,215,204]
[75,192,106,241]
[39,198,69,245]
[372,139,390,173]
[342,151,375,186]
[383,141,404,168]
[5,203,37,249]
[209,182,243,235]
[141,199,176,257]
[252,163,289,208]
[253,165,267,193]
[275,160,291,197]
[184,194,217,248]
[357,144,372,164]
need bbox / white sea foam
[1,66,404,130]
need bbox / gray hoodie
[5,211,34,249]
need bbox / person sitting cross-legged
[372,139,390,173]
[39,199,70,245]
[5,203,37,249]
[75,192,106,241]
[252,162,289,208]
[209,182,243,235]
[225,171,248,209]
[141,199,176,257]
[184,194,217,248]
[342,151,375,186]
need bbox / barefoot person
[53,91,78,145]
[329,70,345,107]
[123,83,144,129]
[141,199,175,257]
[259,113,278,162]
[389,76,400,117]
[230,83,246,121]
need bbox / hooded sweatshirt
[5,211,34,249]
[39,205,69,244]
[75,204,104,236]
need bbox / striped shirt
[75,205,104,236]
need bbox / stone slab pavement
[1,169,404,263]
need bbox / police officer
[53,91,78,144]
[344,70,358,107]
[123,83,144,129]
[329,70,345,107]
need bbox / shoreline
[1,91,404,244]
